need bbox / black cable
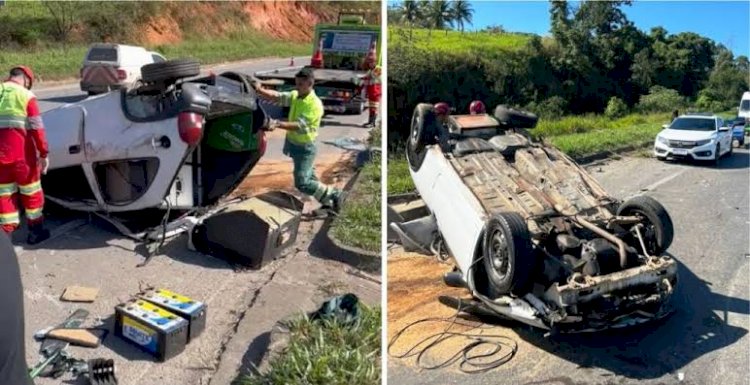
[388,298,518,374]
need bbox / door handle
[69,145,81,154]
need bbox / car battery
[139,288,207,343]
[191,190,303,269]
[114,299,188,361]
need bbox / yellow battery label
[145,289,204,314]
[122,316,158,353]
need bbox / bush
[528,96,568,120]
[637,86,685,113]
[605,97,628,119]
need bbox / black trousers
[0,233,32,385]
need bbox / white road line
[643,168,688,192]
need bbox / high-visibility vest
[0,82,33,129]
[286,90,324,145]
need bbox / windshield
[741,100,750,111]
[87,47,117,62]
[669,117,716,131]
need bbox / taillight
[178,112,204,146]
[116,69,127,80]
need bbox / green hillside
[389,27,533,53]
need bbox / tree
[396,0,422,40]
[451,0,474,33]
[425,0,453,36]
[43,2,86,42]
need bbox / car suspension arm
[573,216,629,269]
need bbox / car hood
[658,129,715,141]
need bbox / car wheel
[728,142,733,156]
[482,212,535,297]
[712,144,721,166]
[656,156,666,161]
[617,195,674,256]
[141,58,200,84]
[406,103,437,171]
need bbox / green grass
[330,153,381,253]
[240,305,381,385]
[389,27,532,53]
[387,156,414,195]
[0,31,310,82]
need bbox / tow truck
[254,12,380,115]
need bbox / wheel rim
[489,230,511,278]
[410,114,421,148]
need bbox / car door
[81,92,191,211]
[718,119,731,152]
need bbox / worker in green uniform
[254,68,344,212]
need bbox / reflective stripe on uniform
[0,115,28,129]
[25,207,43,220]
[0,211,20,225]
[312,184,332,202]
[0,183,17,197]
[27,116,43,130]
[19,180,41,195]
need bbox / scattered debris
[60,285,99,303]
[47,329,102,348]
[323,137,369,152]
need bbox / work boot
[331,191,348,213]
[27,223,50,245]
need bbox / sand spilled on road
[232,153,355,197]
[387,251,521,372]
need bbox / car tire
[712,144,721,166]
[141,58,200,84]
[728,141,733,156]
[482,212,535,297]
[406,103,437,171]
[656,156,666,161]
[617,195,674,256]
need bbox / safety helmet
[469,100,486,115]
[10,65,34,89]
[434,102,450,116]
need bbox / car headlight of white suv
[695,139,712,146]
[657,136,669,145]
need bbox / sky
[394,1,750,57]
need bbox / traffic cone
[363,40,377,70]
[311,38,324,68]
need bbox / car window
[669,117,716,131]
[87,47,117,62]
[741,100,750,111]
[151,54,165,63]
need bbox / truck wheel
[483,212,535,297]
[406,103,437,171]
[617,195,674,256]
[141,58,200,84]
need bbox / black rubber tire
[493,105,539,129]
[141,58,200,83]
[482,212,535,297]
[617,195,674,256]
[728,141,733,156]
[406,103,437,171]
[712,144,721,166]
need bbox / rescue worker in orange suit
[363,64,381,128]
[0,66,50,244]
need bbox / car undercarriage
[392,103,678,332]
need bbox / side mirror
[662,124,670,129]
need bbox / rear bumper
[80,81,124,93]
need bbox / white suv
[654,113,733,164]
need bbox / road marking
[643,168,688,192]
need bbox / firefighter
[363,64,381,128]
[469,100,486,115]
[253,68,344,212]
[0,66,50,244]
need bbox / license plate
[672,148,688,155]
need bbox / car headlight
[657,136,669,144]
[695,139,712,146]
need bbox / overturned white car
[43,59,270,215]
[392,103,677,332]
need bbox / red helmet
[469,100,486,114]
[434,102,450,116]
[10,65,34,89]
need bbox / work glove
[267,119,279,131]
[39,156,49,175]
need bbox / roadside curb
[311,168,381,274]
[574,141,652,165]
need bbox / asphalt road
[389,147,750,385]
[17,56,378,385]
